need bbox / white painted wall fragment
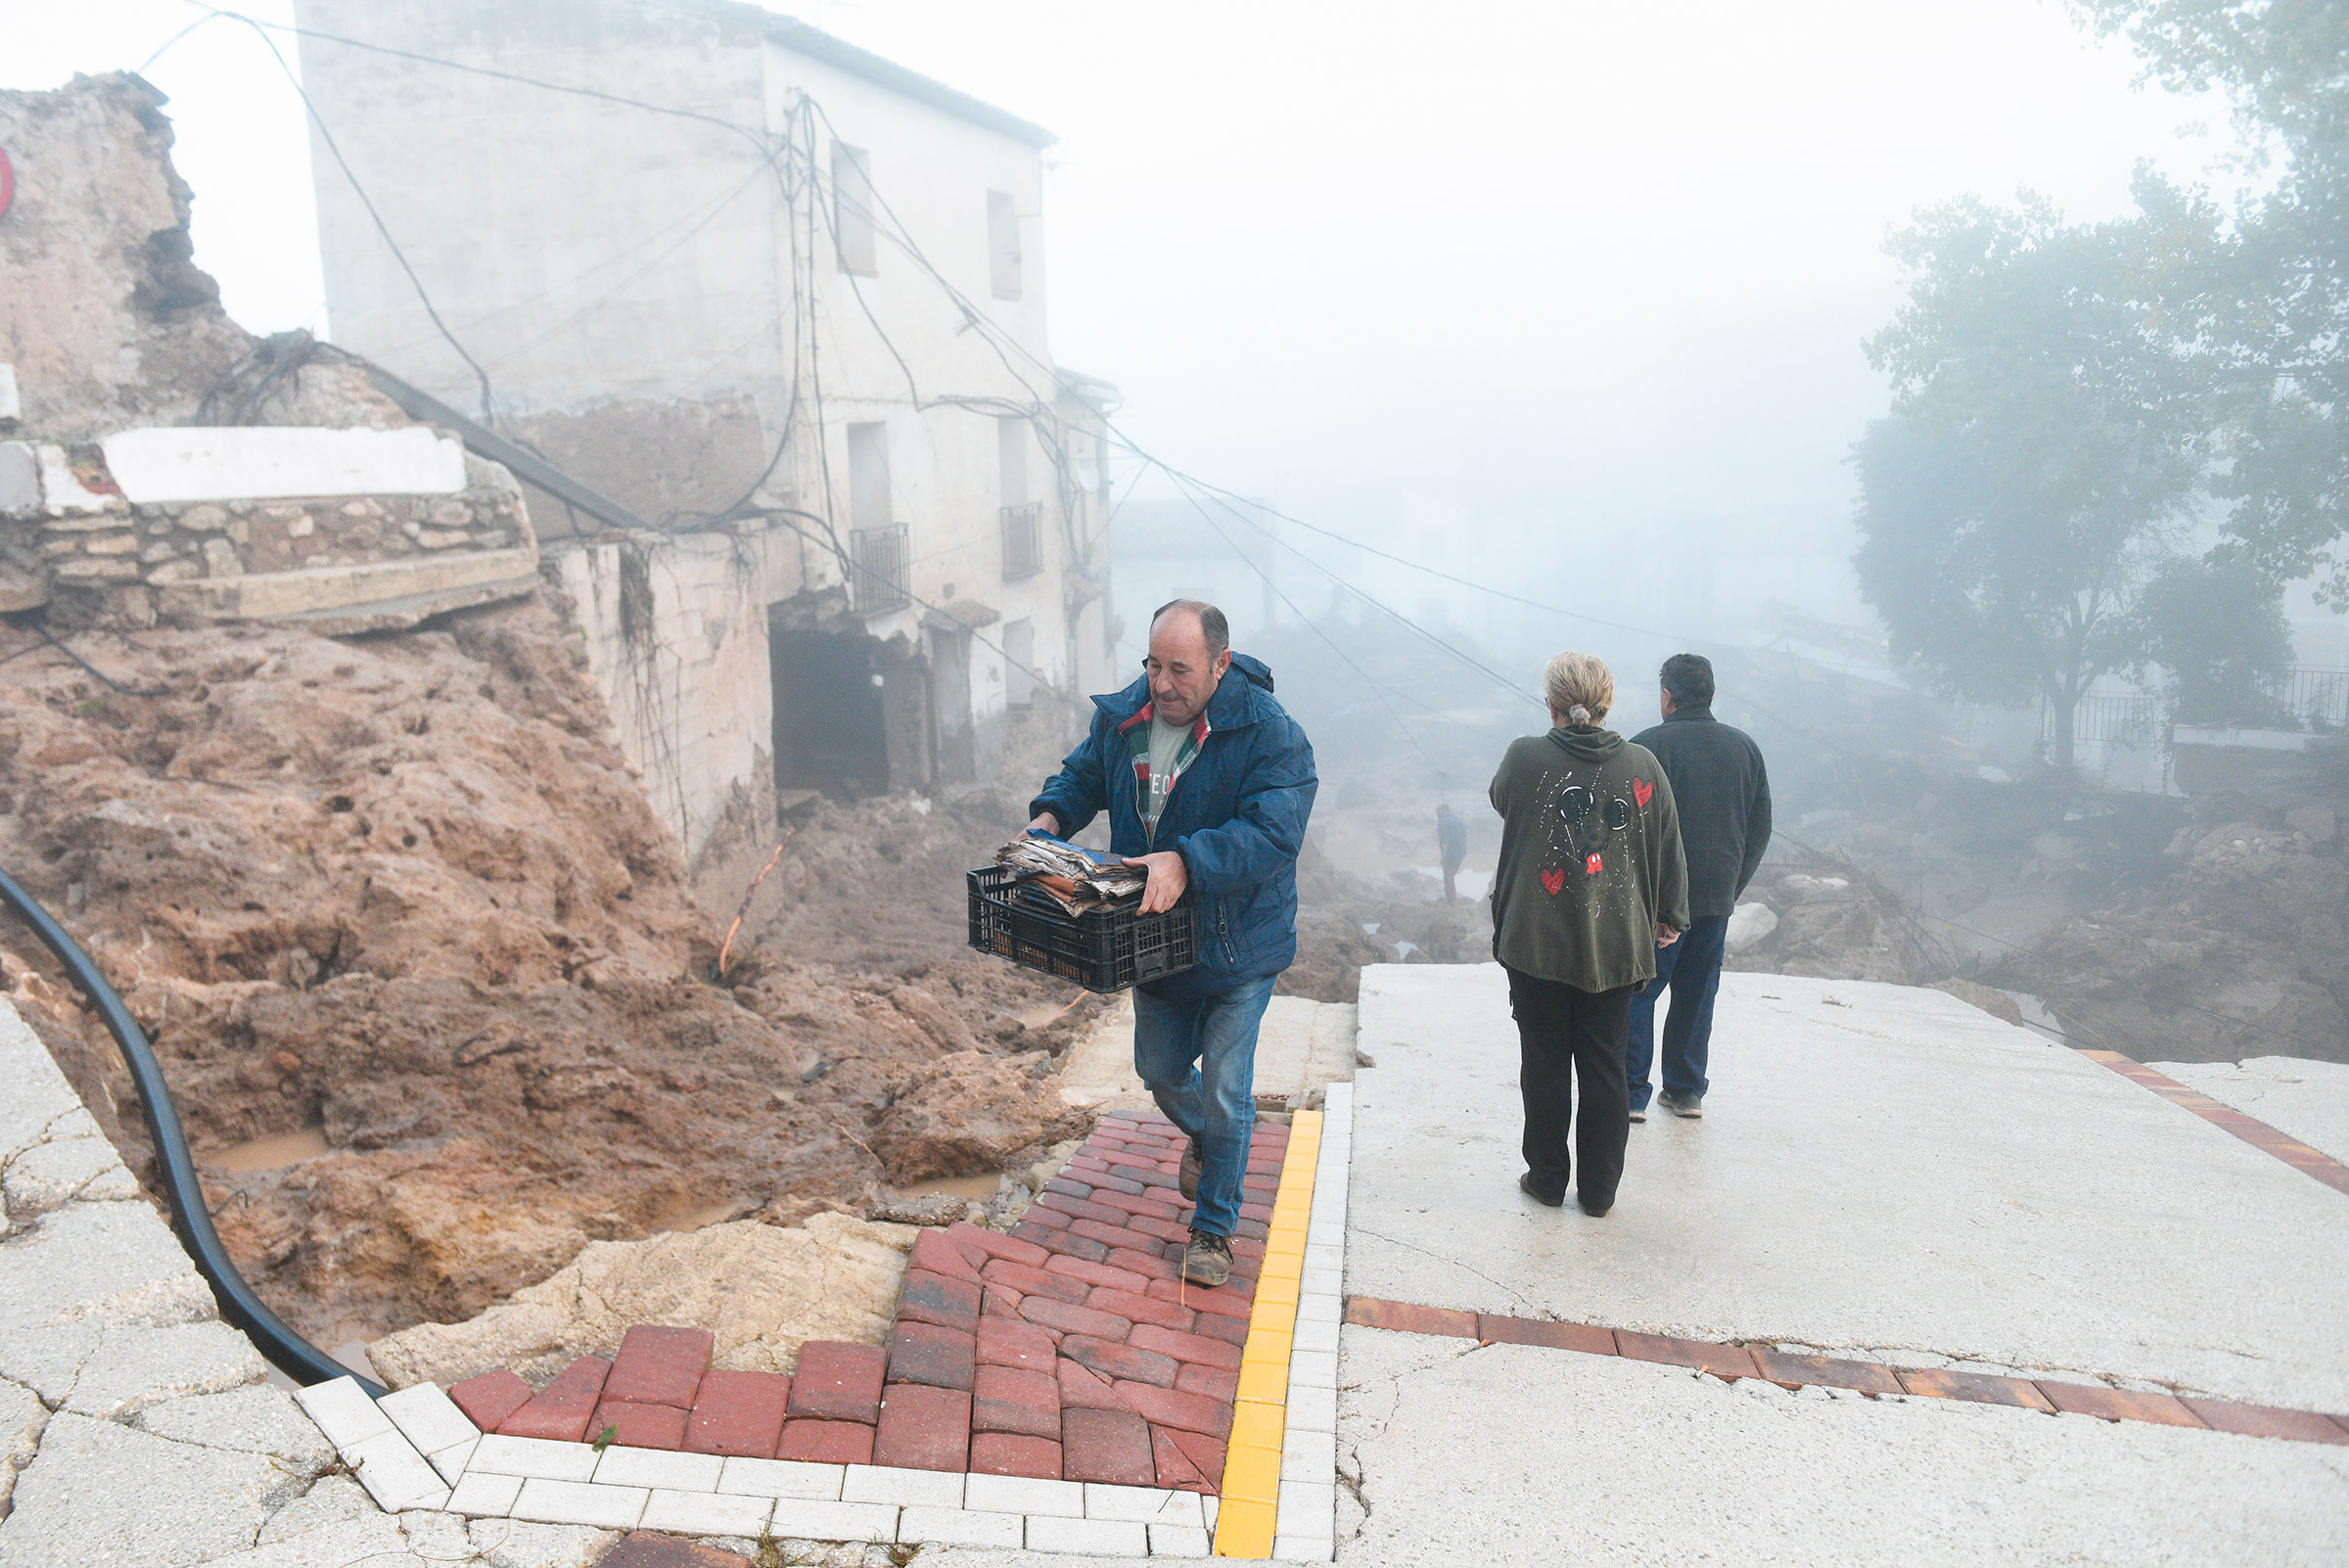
[99,426,467,503]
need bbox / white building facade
[295,1,1119,857]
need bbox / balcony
[849,524,909,615]
[1000,501,1043,581]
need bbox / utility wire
[194,4,500,423]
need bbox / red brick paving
[787,1342,886,1423]
[443,1112,1293,1491]
[682,1368,791,1456]
[447,1368,532,1433]
[499,1356,611,1442]
[887,1321,976,1391]
[1345,1292,2349,1450]
[1061,1405,1157,1486]
[777,1417,874,1464]
[602,1325,713,1408]
[592,1399,688,1450]
[2037,1381,2205,1427]
[970,1432,1063,1478]
[2181,1398,2349,1445]
[873,1383,971,1472]
[2076,1050,2349,1197]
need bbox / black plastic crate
[966,864,1198,993]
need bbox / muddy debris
[0,595,1098,1343]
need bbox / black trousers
[1505,966,1636,1208]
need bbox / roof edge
[765,15,1056,149]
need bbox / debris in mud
[0,596,1098,1343]
[365,1212,914,1392]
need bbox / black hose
[0,865,382,1396]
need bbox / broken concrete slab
[0,1197,216,1338]
[99,426,468,504]
[0,1378,43,1514]
[62,1317,267,1420]
[134,1384,339,1467]
[1348,965,2349,1410]
[1334,1325,2349,1567]
[0,1409,300,1566]
[2146,1056,2349,1167]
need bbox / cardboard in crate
[966,864,1198,992]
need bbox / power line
[194,5,500,422]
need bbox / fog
[9,0,2234,645]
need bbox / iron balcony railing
[2280,666,2349,731]
[850,524,909,614]
[1000,501,1043,581]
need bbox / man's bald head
[1150,598,1229,658]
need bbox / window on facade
[849,422,891,530]
[1004,617,1036,708]
[834,144,878,276]
[999,416,1041,580]
[987,189,1022,300]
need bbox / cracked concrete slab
[134,1385,338,1468]
[65,1319,268,1420]
[1334,1324,2349,1566]
[0,1184,215,1338]
[0,1379,42,1514]
[2149,1056,2349,1167]
[0,1409,301,1566]
[1349,965,2349,1408]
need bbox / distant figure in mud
[1437,802,1467,901]
[1626,654,1772,1121]
[1027,599,1317,1286]
[1488,652,1687,1217]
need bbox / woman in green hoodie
[1488,652,1690,1216]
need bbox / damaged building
[290,0,1123,860]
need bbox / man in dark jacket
[1028,599,1317,1286]
[1626,653,1771,1119]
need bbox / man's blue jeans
[1627,914,1729,1110]
[1130,976,1275,1237]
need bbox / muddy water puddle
[207,1127,331,1173]
[889,1173,1005,1203]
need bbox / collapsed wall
[0,71,1094,1348]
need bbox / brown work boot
[1181,1227,1233,1287]
[1178,1136,1203,1201]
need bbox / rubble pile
[0,596,1086,1342]
[1991,806,2349,1064]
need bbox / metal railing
[999,502,1043,581]
[2045,692,2166,748]
[0,865,379,1394]
[2280,666,2349,731]
[849,524,909,615]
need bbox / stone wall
[2,439,537,631]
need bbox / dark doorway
[770,617,890,797]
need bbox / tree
[2068,0,2349,601]
[1856,199,2202,768]
[2134,555,2297,722]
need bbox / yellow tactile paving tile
[1218,1110,1323,1556]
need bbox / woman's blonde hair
[1543,651,1614,726]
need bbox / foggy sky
[6,0,2240,639]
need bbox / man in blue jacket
[1027,598,1317,1287]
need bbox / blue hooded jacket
[1029,653,1317,999]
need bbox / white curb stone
[965,1471,1083,1517]
[376,1383,478,1455]
[471,1434,601,1481]
[716,1455,846,1499]
[291,1377,392,1450]
[344,1428,450,1513]
[446,1470,525,1518]
[1026,1513,1149,1555]
[1084,1482,1203,1526]
[426,1437,477,1485]
[1152,1521,1214,1556]
[841,1462,964,1507]
[766,1497,899,1542]
[639,1486,775,1536]
[510,1477,648,1529]
[898,1503,1025,1546]
[593,1445,724,1491]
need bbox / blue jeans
[1626,914,1728,1110]
[1131,975,1275,1237]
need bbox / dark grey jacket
[1629,706,1771,918]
